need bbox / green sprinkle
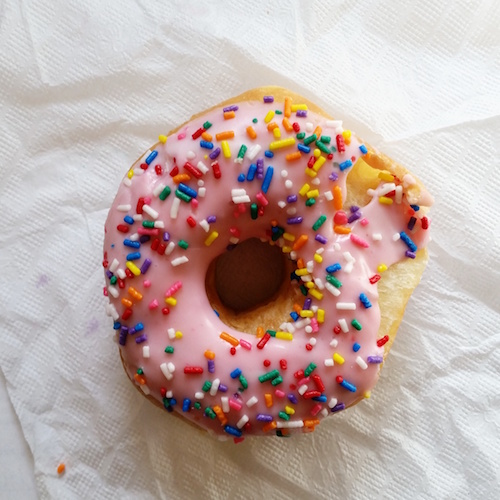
[137,368,144,375]
[252,118,258,123]
[320,135,331,144]
[278,411,290,420]
[300,284,308,296]
[271,226,285,241]
[267,330,276,337]
[175,189,191,203]
[315,140,331,154]
[312,215,327,231]
[271,375,283,386]
[202,380,212,392]
[351,319,362,331]
[159,186,171,200]
[204,407,216,419]
[326,274,342,288]
[251,203,258,220]
[110,276,117,285]
[203,121,212,130]
[237,144,247,159]
[296,132,305,140]
[239,374,248,390]
[142,220,155,228]
[194,402,201,410]
[178,240,189,250]
[303,133,317,146]
[305,198,316,207]
[304,362,317,377]
[163,397,170,408]
[258,370,280,383]
[164,346,174,354]
[275,110,283,115]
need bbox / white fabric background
[1,0,499,498]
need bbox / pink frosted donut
[103,87,431,440]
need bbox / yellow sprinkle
[313,156,326,172]
[273,127,281,139]
[317,309,325,323]
[342,129,352,145]
[306,189,319,198]
[291,104,308,111]
[304,167,317,178]
[313,253,323,263]
[333,353,345,365]
[265,393,273,407]
[175,331,183,339]
[165,297,177,306]
[313,148,321,158]
[126,261,141,276]
[282,245,292,253]
[364,391,371,399]
[300,310,314,318]
[285,405,295,415]
[295,268,309,276]
[379,196,393,205]
[204,231,219,246]
[264,110,275,123]
[158,134,167,144]
[269,137,296,151]
[299,183,310,196]
[378,171,394,182]
[276,331,293,341]
[377,263,388,273]
[305,281,315,289]
[283,232,295,241]
[221,140,231,158]
[127,169,134,179]
[309,288,323,300]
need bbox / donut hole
[205,238,301,334]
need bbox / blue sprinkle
[265,150,274,158]
[124,215,134,225]
[247,163,257,181]
[339,159,353,171]
[400,231,418,252]
[297,143,310,153]
[261,166,274,194]
[178,183,198,198]
[134,322,144,332]
[213,309,220,317]
[359,293,372,308]
[359,144,368,154]
[290,311,299,321]
[230,368,242,379]
[312,395,327,402]
[209,147,221,160]
[224,425,242,437]
[182,398,191,412]
[126,252,141,261]
[170,398,177,406]
[326,263,342,273]
[113,321,121,330]
[200,140,214,149]
[145,150,158,165]
[410,204,420,212]
[123,239,140,248]
[237,173,245,182]
[353,342,361,352]
[340,380,357,392]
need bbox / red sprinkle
[294,369,304,379]
[369,274,381,284]
[192,127,205,140]
[140,163,148,170]
[292,122,300,132]
[257,332,271,349]
[155,165,163,175]
[312,374,325,392]
[280,359,287,370]
[124,268,134,279]
[263,359,271,367]
[327,153,334,160]
[102,259,108,268]
[184,161,203,179]
[136,197,145,214]
[187,216,196,228]
[307,156,316,168]
[157,243,166,255]
[162,307,170,315]
[117,278,125,289]
[184,366,204,374]
[303,390,321,399]
[117,224,129,233]
[212,161,221,179]
[421,216,429,230]
[336,134,345,153]
[151,238,160,251]
[305,343,313,351]
[333,326,341,334]
[336,375,343,384]
[160,387,167,397]
[122,308,132,320]
[377,335,389,347]
[170,166,179,177]
[230,347,237,355]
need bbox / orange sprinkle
[293,303,302,314]
[121,298,133,308]
[134,373,146,385]
[303,418,320,427]
[297,258,305,268]
[201,131,212,141]
[267,121,278,131]
[282,117,293,132]
[333,185,343,210]
[246,126,257,140]
[128,287,142,300]
[215,131,235,141]
[256,326,265,338]
[270,219,278,227]
[286,151,302,161]
[57,463,65,475]
[334,225,351,234]
[264,393,273,407]
[292,234,308,251]
[220,331,239,346]
[172,173,191,184]
[223,111,235,120]
[284,97,292,118]
[314,125,322,138]
[213,405,228,426]
[204,350,215,360]
[262,421,277,432]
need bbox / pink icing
[103,96,430,439]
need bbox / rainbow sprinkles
[103,88,431,441]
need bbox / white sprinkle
[165,241,175,255]
[107,286,119,298]
[246,396,258,408]
[116,268,126,279]
[109,258,119,273]
[305,325,313,334]
[334,243,341,251]
[324,358,334,367]
[300,274,312,282]
[160,362,173,380]
[311,306,318,314]
[294,318,311,329]
[320,408,329,418]
[154,221,164,229]
[198,187,206,197]
[306,260,314,273]
[167,362,175,373]
[290,250,297,260]
[311,177,320,185]
[281,169,288,178]
[197,179,204,187]
[285,179,293,189]
[395,185,403,204]
[356,356,368,370]
[305,122,314,132]
[286,207,297,215]
[367,188,376,197]
[277,420,304,429]
[278,201,286,208]
[140,385,150,395]
[309,337,317,346]
[195,391,204,400]
[233,157,243,165]
[142,346,150,358]
[236,415,249,429]
[330,339,339,348]
[153,184,165,197]
[132,168,144,176]
[210,378,220,396]
[298,384,308,396]
[392,233,401,242]
[117,204,132,211]
[339,318,349,333]
[186,150,196,160]
[133,214,143,222]
[324,190,333,201]
[170,197,180,219]
[231,188,247,196]
[200,219,210,232]
[221,396,230,413]
[337,302,356,310]
[105,303,119,320]
[379,183,396,196]
[197,161,209,174]
[325,120,343,129]
[372,233,383,241]
[171,256,189,267]
[344,262,354,274]
[314,277,325,290]
[286,322,296,333]
[325,282,341,297]
[166,390,173,398]
[229,237,240,244]
[247,144,262,160]
[232,195,251,204]
[129,233,140,241]
[403,174,416,187]
[167,328,176,339]
[328,397,338,409]
[344,251,355,263]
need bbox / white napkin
[1,0,499,498]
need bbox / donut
[103,87,432,440]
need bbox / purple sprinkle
[350,206,359,213]
[223,105,239,112]
[329,172,338,181]
[303,298,312,310]
[315,234,327,244]
[208,359,215,373]
[256,158,264,179]
[163,231,170,242]
[106,270,113,279]
[296,110,307,117]
[256,414,273,422]
[135,334,147,344]
[348,212,361,224]
[139,235,150,244]
[405,250,416,259]
[263,96,274,103]
[367,356,383,364]
[331,403,346,413]
[408,216,417,231]
[218,383,228,393]
[207,215,217,223]
[128,327,136,335]
[287,194,298,203]
[209,147,221,160]
[118,329,128,346]
[287,216,303,225]
[287,393,298,404]
[140,258,152,274]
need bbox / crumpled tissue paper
[1,0,499,498]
